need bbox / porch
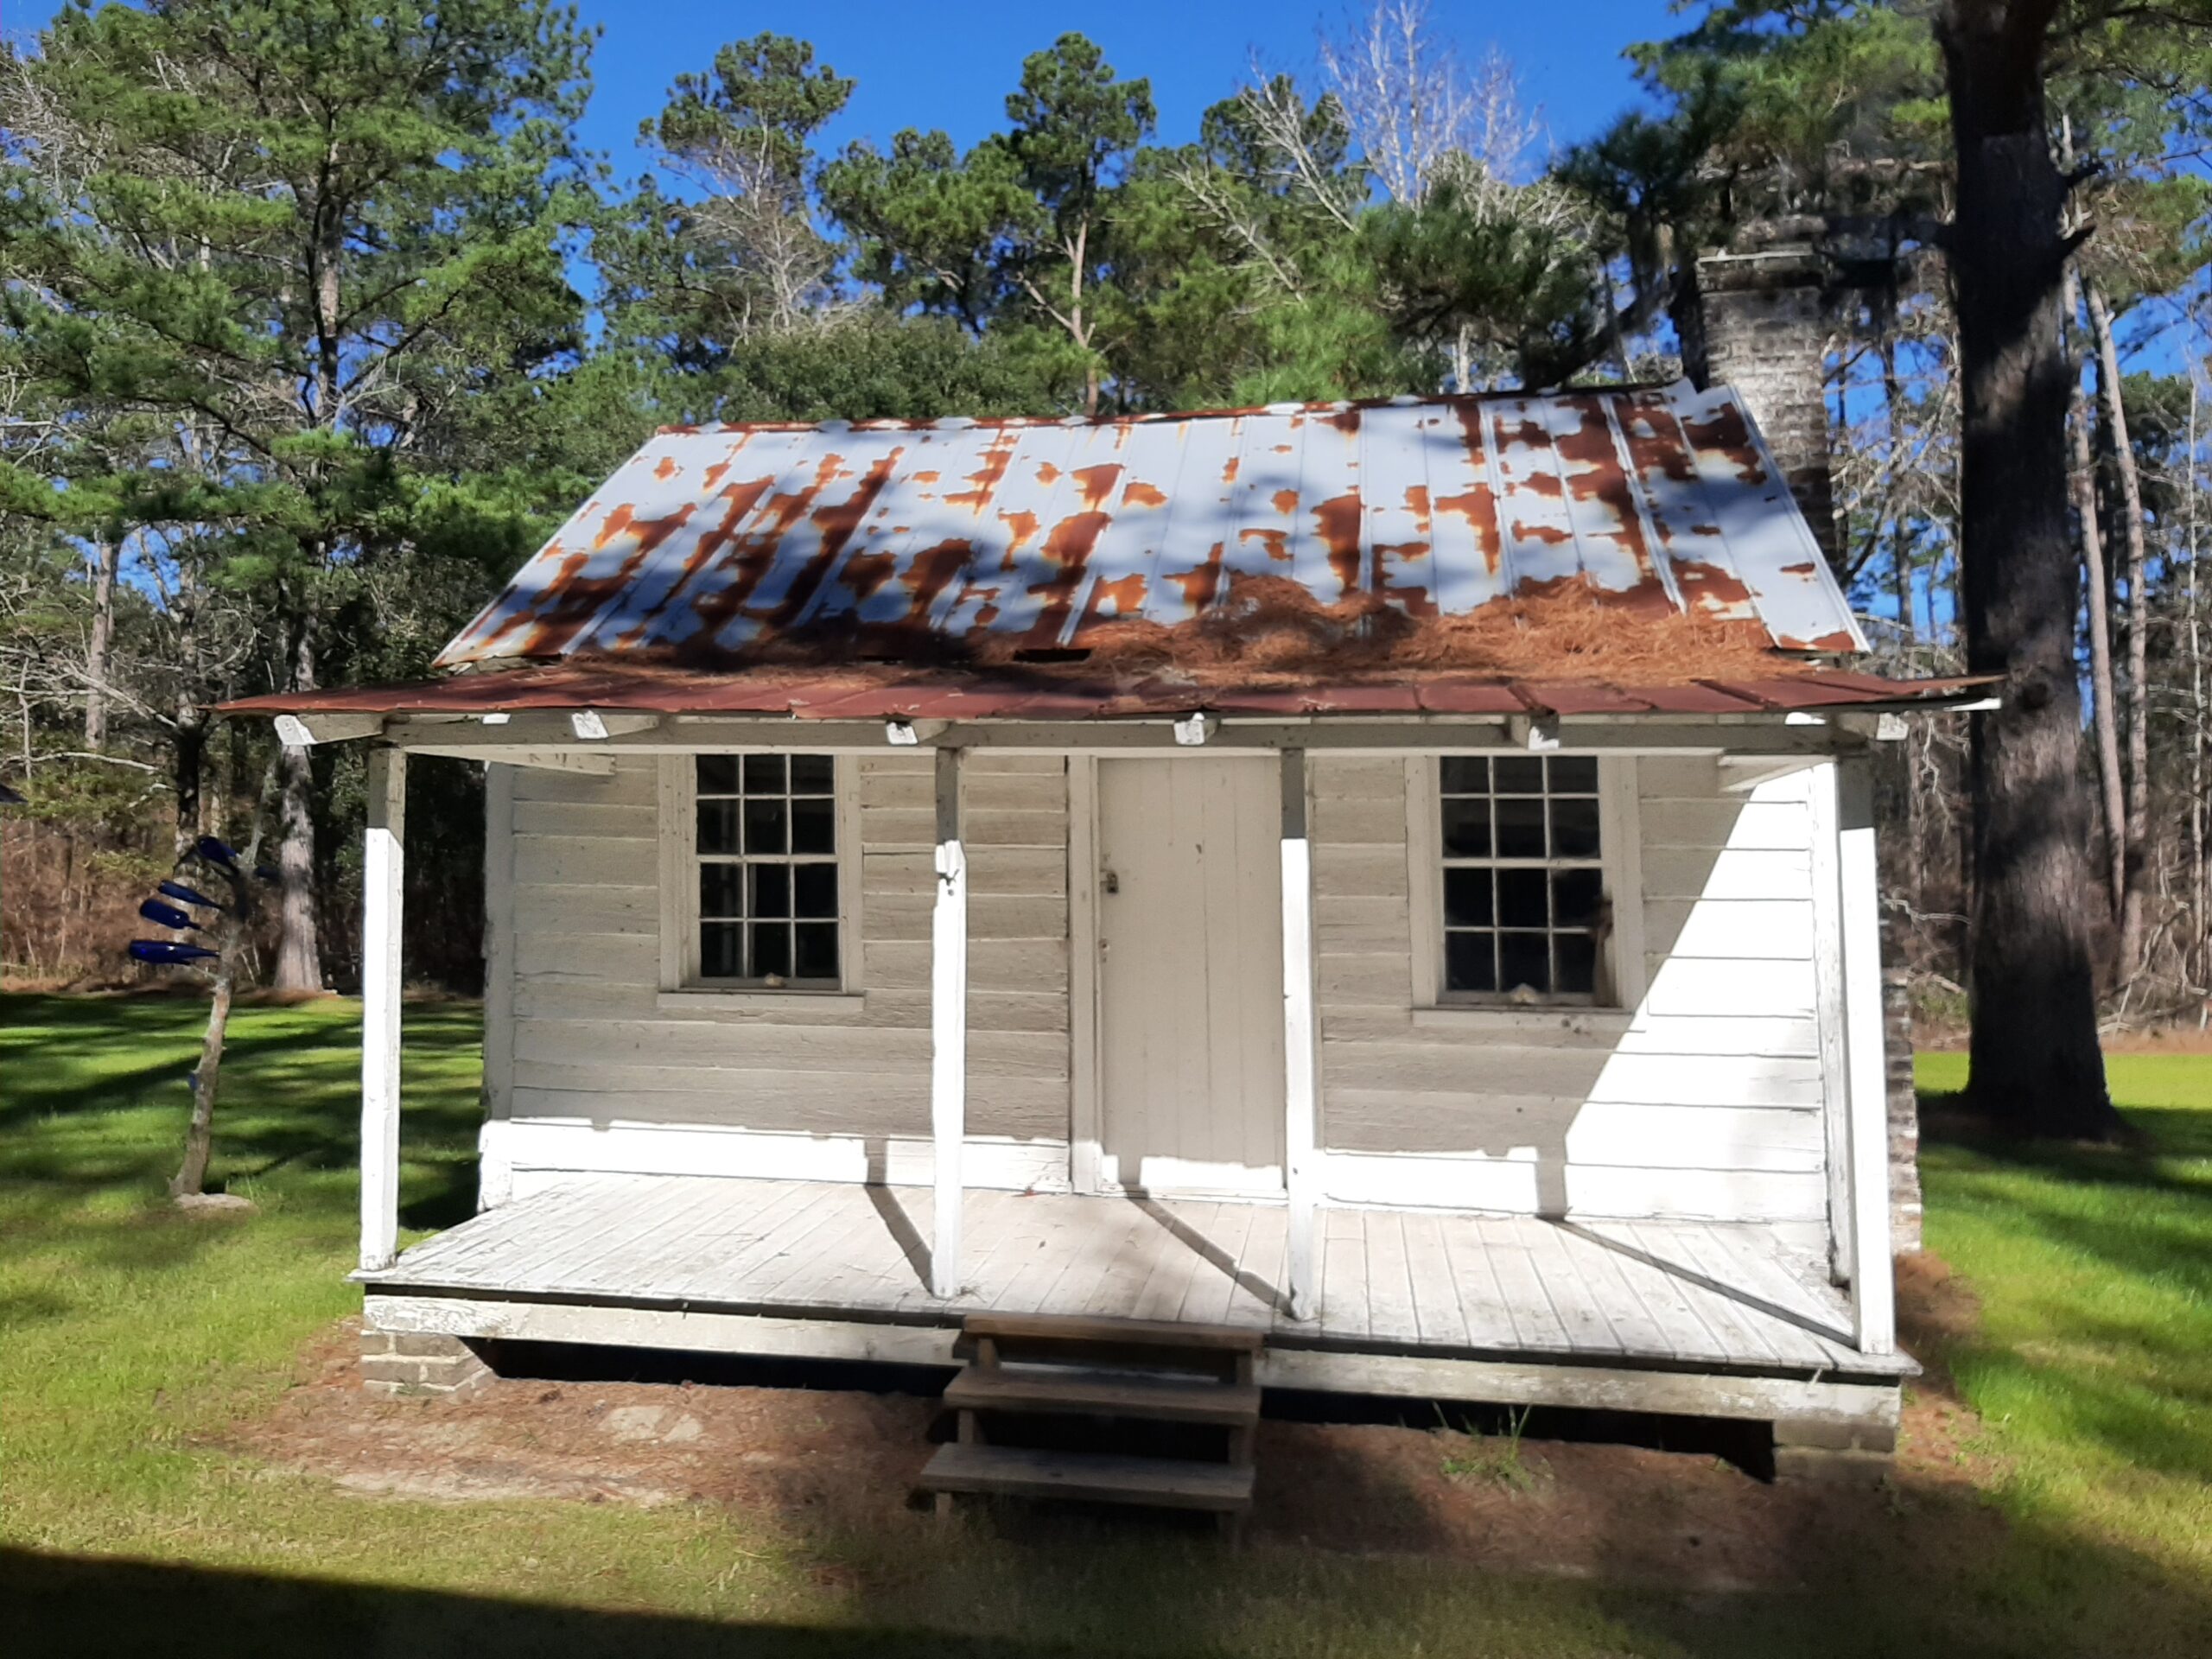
[360,1174,1911,1402]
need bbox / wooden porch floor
[366,1176,1906,1381]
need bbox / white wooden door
[1096,757,1286,1195]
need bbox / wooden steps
[918,1313,1264,1538]
[923,1444,1255,1512]
[944,1365,1261,1426]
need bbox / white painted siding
[493,744,1833,1236]
[1310,753,1828,1225]
[504,753,1071,1160]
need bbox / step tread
[964,1311,1265,1353]
[946,1365,1261,1426]
[919,1443,1255,1511]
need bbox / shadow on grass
[0,991,486,1272]
[0,1547,1087,1659]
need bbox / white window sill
[1412,1005,1632,1036]
[656,989,866,1015]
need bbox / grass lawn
[2,991,2208,1657]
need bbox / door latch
[1103,869,1121,895]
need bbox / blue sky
[2,1,1666,171]
[575,3,1661,174]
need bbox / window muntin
[694,753,840,985]
[1438,754,1607,1001]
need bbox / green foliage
[819,128,1034,334]
[2,0,601,688]
[1363,180,1599,387]
[607,34,855,357]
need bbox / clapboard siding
[506,753,1071,1148]
[496,744,1836,1231]
[1309,753,1829,1224]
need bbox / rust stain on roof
[432,383,1866,677]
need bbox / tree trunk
[1936,1,2120,1138]
[84,535,121,750]
[2188,378,2207,993]
[173,556,205,858]
[169,967,234,1198]
[174,705,207,860]
[272,626,323,991]
[2084,275,2152,978]
[2065,266,2128,937]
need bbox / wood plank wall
[494,748,1827,1230]
[1309,754,1827,1225]
[504,753,1071,1143]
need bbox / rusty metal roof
[433,381,1866,673]
[226,662,1993,722]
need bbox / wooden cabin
[232,385,1985,1489]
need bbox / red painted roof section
[224,663,1994,721]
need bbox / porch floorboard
[367,1175,1906,1380]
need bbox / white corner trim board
[480,1120,1070,1199]
[360,747,407,1274]
[930,746,968,1299]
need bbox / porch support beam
[1836,756,1895,1354]
[360,746,406,1274]
[1281,748,1320,1322]
[930,745,967,1300]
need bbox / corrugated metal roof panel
[433,382,1868,672]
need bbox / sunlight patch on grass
[1915,1052,2212,1579]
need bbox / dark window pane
[1550,797,1602,859]
[699,923,741,978]
[1500,931,1550,995]
[794,924,839,981]
[790,754,835,795]
[743,753,785,793]
[1552,868,1605,931]
[1440,797,1491,858]
[1548,755,1599,794]
[1440,756,1489,795]
[1497,868,1548,927]
[697,799,739,855]
[794,861,839,918]
[1445,931,1496,993]
[1493,756,1544,794]
[1554,932,1598,995]
[750,861,791,919]
[791,796,836,855]
[1495,797,1545,858]
[696,754,739,794]
[699,863,744,919]
[1444,868,1492,927]
[751,922,791,979]
[742,798,787,855]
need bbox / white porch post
[1281,748,1320,1322]
[930,745,967,1299]
[1836,754,1896,1354]
[359,746,406,1274]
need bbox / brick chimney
[1675,246,1842,574]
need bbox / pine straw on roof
[713,573,1827,688]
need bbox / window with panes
[1438,755,1607,1001]
[694,754,840,985]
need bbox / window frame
[1406,753,1645,1012]
[658,753,863,996]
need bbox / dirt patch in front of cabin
[240,1263,2002,1593]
